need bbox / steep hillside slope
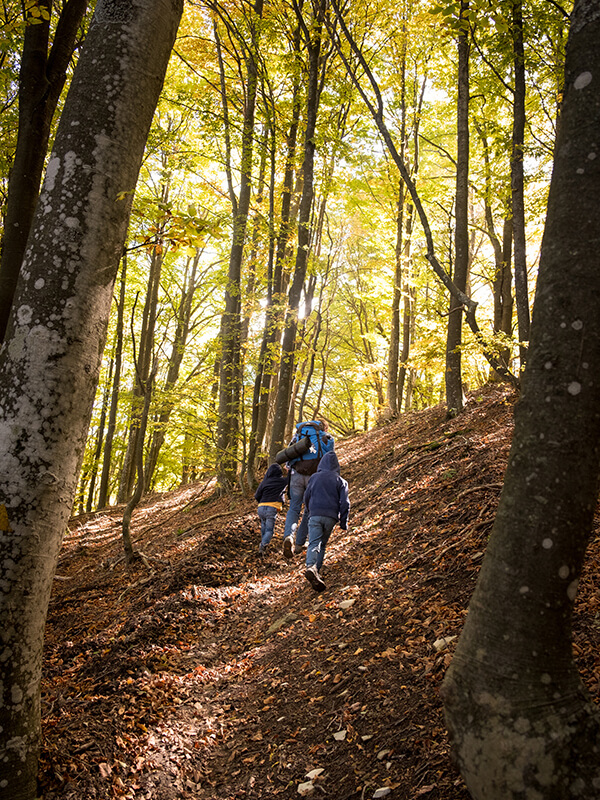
[39,384,600,800]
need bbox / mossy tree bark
[0,0,89,344]
[0,2,182,797]
[443,5,600,796]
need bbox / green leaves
[429,1,461,17]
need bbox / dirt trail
[39,384,600,799]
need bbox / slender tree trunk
[98,253,127,509]
[330,0,519,387]
[298,307,323,420]
[85,357,112,511]
[443,7,600,796]
[269,0,326,459]
[387,19,408,416]
[388,181,404,416]
[445,0,469,417]
[118,243,164,501]
[247,23,302,482]
[181,426,197,485]
[144,252,199,488]
[492,214,514,376]
[0,2,181,797]
[511,0,529,368]
[487,203,514,381]
[215,0,264,491]
[397,205,415,406]
[238,134,268,488]
[500,217,514,342]
[122,366,154,561]
[395,66,425,411]
[0,0,88,344]
[289,151,337,425]
[477,120,515,380]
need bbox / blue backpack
[288,420,334,475]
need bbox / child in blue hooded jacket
[255,463,288,556]
[302,450,350,591]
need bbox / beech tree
[445,0,470,415]
[246,41,302,483]
[269,0,329,458]
[71,0,571,496]
[213,0,264,489]
[97,254,127,509]
[442,3,600,796]
[118,215,165,502]
[0,0,182,797]
[0,0,89,343]
[510,0,530,367]
[384,0,427,417]
[330,0,520,399]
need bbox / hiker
[303,450,349,592]
[254,463,288,556]
[276,420,335,559]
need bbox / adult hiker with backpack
[275,420,334,559]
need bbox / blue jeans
[306,515,336,571]
[258,505,278,548]
[283,471,311,546]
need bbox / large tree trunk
[442,6,600,797]
[0,0,88,343]
[445,0,469,416]
[0,2,181,798]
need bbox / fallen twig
[180,509,245,536]
[457,482,503,500]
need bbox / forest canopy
[0,0,573,504]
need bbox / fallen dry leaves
[38,385,600,799]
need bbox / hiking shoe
[258,544,266,557]
[305,565,326,592]
[283,536,294,559]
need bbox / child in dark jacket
[254,463,288,556]
[302,451,349,591]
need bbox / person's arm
[279,478,288,504]
[304,481,312,514]
[338,479,350,529]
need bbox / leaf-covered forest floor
[39,383,600,800]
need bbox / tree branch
[327,0,519,388]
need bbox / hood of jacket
[317,450,340,474]
[265,463,284,479]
